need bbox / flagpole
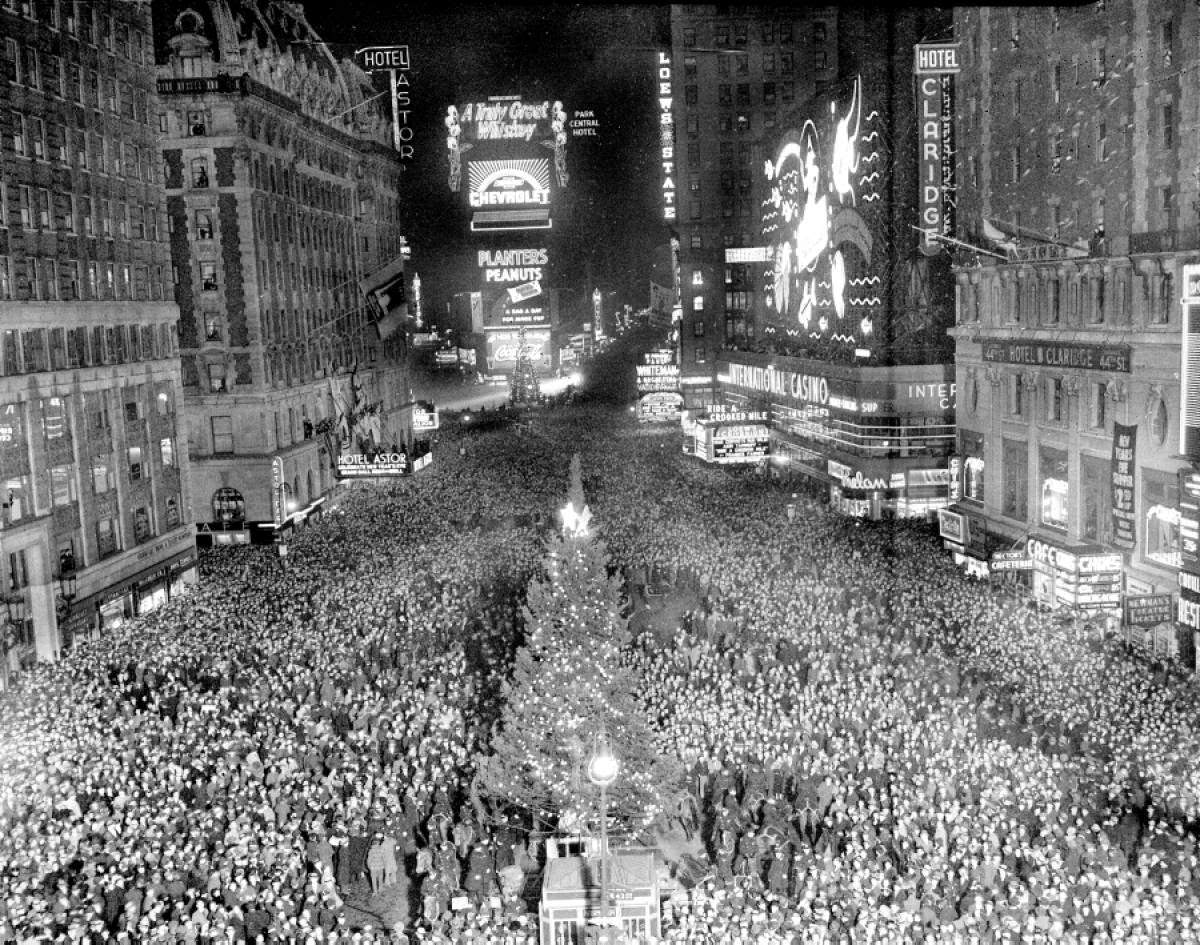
[909,226,1008,260]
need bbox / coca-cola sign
[485,328,552,370]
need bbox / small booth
[540,848,660,945]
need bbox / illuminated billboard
[448,95,568,212]
[467,158,553,231]
[761,76,885,354]
[485,328,553,374]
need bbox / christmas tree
[478,454,683,833]
[508,325,541,405]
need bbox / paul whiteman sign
[980,339,1131,373]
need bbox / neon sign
[468,160,551,208]
[658,52,675,221]
[761,76,883,347]
[478,248,548,283]
[915,43,958,254]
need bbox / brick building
[152,0,411,543]
[0,0,196,673]
[666,5,959,517]
[947,4,1190,637]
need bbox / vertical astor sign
[915,43,960,256]
[658,51,675,221]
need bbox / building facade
[948,3,1190,635]
[0,0,197,672]
[153,0,411,543]
[666,5,958,516]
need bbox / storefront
[715,353,957,519]
[1024,536,1122,620]
[71,545,199,638]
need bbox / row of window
[0,256,168,304]
[0,323,178,375]
[2,0,152,66]
[985,372,1171,446]
[0,181,161,240]
[962,269,1174,328]
[680,19,814,48]
[967,434,1179,565]
[8,111,158,181]
[682,80,796,110]
[4,40,152,124]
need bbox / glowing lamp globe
[587,739,619,788]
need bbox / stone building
[947,4,1189,633]
[152,0,411,543]
[666,5,959,516]
[0,0,197,672]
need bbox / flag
[359,257,407,320]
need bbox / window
[689,234,702,249]
[762,53,775,75]
[1002,438,1028,520]
[1080,453,1109,542]
[187,109,206,136]
[682,28,695,47]
[95,517,118,558]
[200,262,218,291]
[780,52,793,74]
[1052,63,1062,104]
[50,465,76,507]
[1151,396,1169,447]
[132,506,152,543]
[1144,471,1180,567]
[11,111,26,157]
[683,55,696,78]
[763,82,776,106]
[685,115,699,138]
[1161,19,1174,67]
[160,437,175,469]
[127,445,143,481]
[1009,373,1024,417]
[735,53,747,76]
[1040,446,1068,530]
[1090,382,1108,430]
[191,158,209,188]
[684,85,697,106]
[962,431,985,504]
[718,85,731,106]
[1162,104,1174,149]
[1010,145,1021,183]
[1046,377,1065,423]
[165,495,180,528]
[211,415,233,452]
[1097,121,1108,162]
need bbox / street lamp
[2,593,27,689]
[587,729,620,943]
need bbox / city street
[4,403,1200,942]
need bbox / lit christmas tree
[478,454,683,833]
[508,325,542,405]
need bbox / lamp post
[2,593,27,689]
[587,729,620,943]
[277,540,290,572]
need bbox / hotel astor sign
[980,339,1131,373]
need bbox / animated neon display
[761,76,884,350]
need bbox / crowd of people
[4,404,1200,943]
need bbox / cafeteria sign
[337,451,410,478]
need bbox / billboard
[485,328,552,374]
[474,248,552,329]
[760,76,886,354]
[447,96,567,229]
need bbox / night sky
[304,3,670,326]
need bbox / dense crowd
[3,405,1200,943]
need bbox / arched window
[212,487,245,525]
